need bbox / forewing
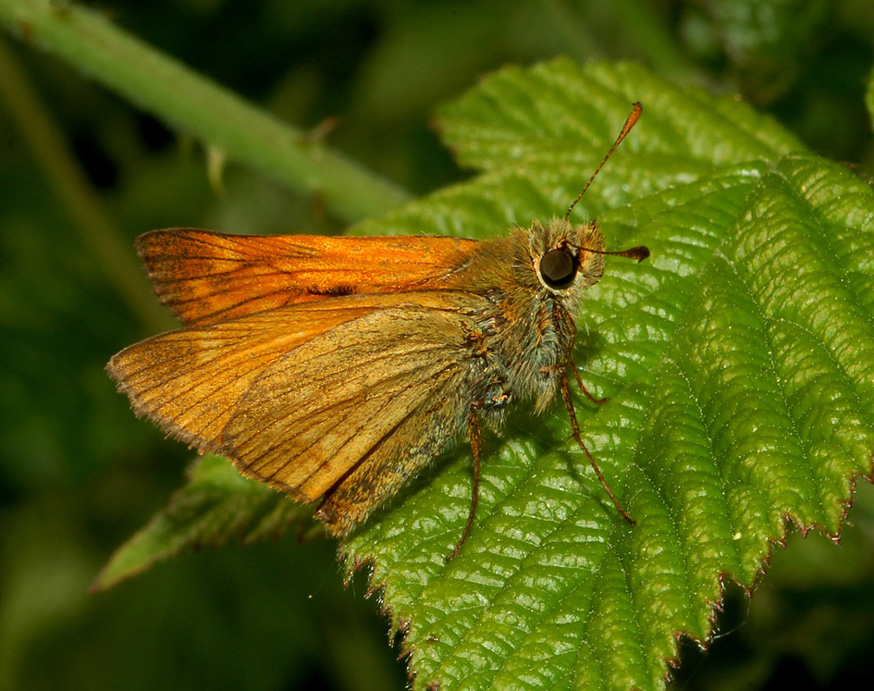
[107,298,384,453]
[136,229,479,326]
[220,293,482,512]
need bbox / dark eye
[539,248,576,289]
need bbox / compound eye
[539,248,577,289]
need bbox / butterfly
[108,103,648,559]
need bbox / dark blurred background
[1,1,873,689]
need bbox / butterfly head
[524,217,648,307]
[529,217,606,297]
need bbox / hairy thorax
[461,287,573,429]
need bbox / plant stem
[0,0,412,224]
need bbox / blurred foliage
[0,1,872,690]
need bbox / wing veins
[230,341,458,456]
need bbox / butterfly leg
[571,365,610,405]
[557,309,609,405]
[558,371,635,525]
[446,406,483,562]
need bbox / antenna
[564,102,642,222]
[583,244,650,263]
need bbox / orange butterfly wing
[107,291,484,534]
[107,298,378,453]
[221,294,480,510]
[136,229,479,326]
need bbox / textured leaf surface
[102,59,874,690]
[338,61,874,690]
[93,454,309,590]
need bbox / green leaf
[92,454,311,591]
[338,60,874,689]
[101,59,873,690]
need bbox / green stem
[0,0,412,223]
